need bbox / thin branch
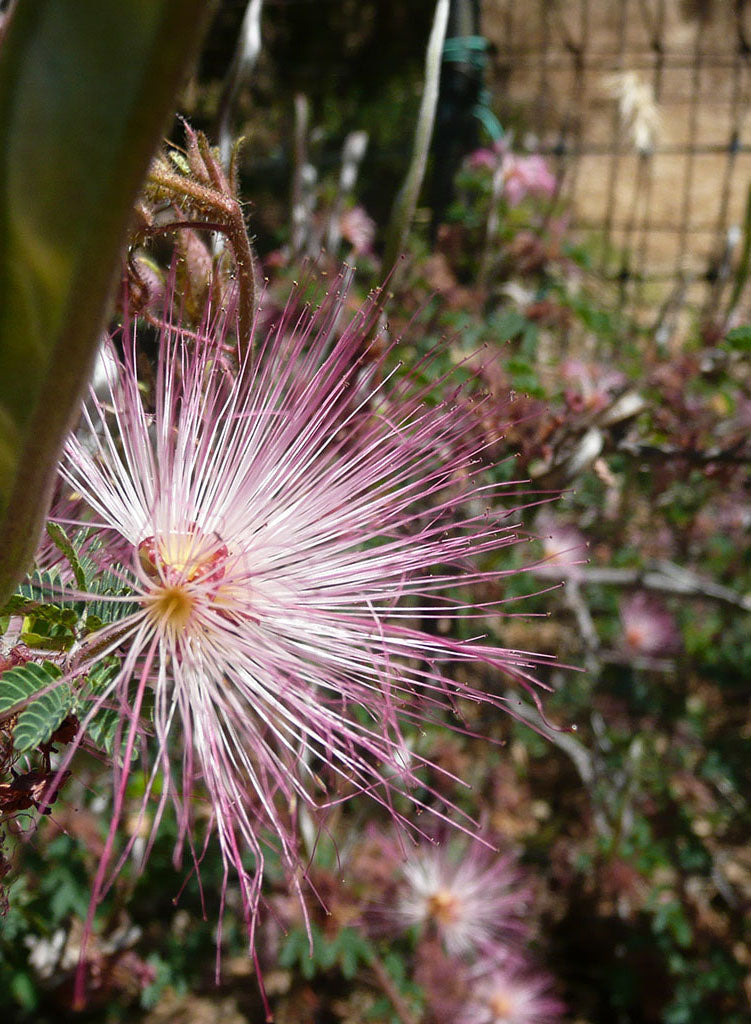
[383,0,449,274]
[505,690,594,786]
[504,688,612,839]
[215,0,264,168]
[534,561,751,613]
[562,580,602,676]
[616,438,751,466]
[290,93,316,256]
[599,650,676,672]
[368,952,421,1024]
[325,130,369,255]
[477,149,506,288]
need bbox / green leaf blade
[0,0,210,603]
[45,521,87,590]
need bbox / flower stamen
[144,584,196,631]
[489,991,515,1018]
[428,887,460,926]
[138,526,229,587]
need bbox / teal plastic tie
[442,35,504,143]
[442,34,490,71]
[473,100,504,143]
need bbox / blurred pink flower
[560,358,626,414]
[466,145,556,207]
[694,494,751,541]
[51,280,554,981]
[397,836,530,957]
[467,145,501,171]
[620,592,681,655]
[339,204,376,254]
[502,154,556,207]
[536,514,587,579]
[459,957,564,1024]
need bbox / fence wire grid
[485,0,751,328]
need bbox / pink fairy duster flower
[694,493,751,542]
[560,358,627,415]
[501,154,556,208]
[339,205,376,255]
[467,145,501,172]
[49,279,554,987]
[619,591,681,656]
[397,835,530,957]
[535,513,587,580]
[459,957,565,1024]
[465,145,556,208]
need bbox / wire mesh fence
[484,0,751,329]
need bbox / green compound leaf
[723,325,751,352]
[86,708,130,762]
[83,658,138,762]
[278,924,374,981]
[45,522,87,591]
[337,928,375,979]
[85,566,138,625]
[0,659,62,713]
[14,568,69,605]
[0,1,210,603]
[0,659,70,752]
[2,592,77,628]
[17,632,73,653]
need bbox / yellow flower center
[138,525,229,586]
[427,887,460,926]
[625,624,646,649]
[144,584,196,632]
[488,991,515,1020]
[137,525,231,634]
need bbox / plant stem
[382,0,449,275]
[369,952,421,1024]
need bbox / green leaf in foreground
[0,0,210,604]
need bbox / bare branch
[534,561,751,614]
[368,952,422,1024]
[504,689,612,839]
